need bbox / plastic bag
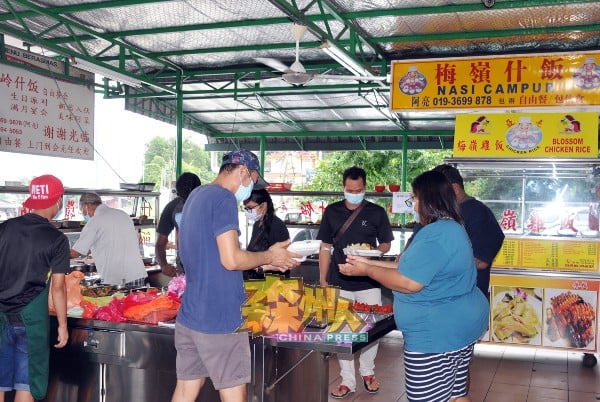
[94,298,127,322]
[49,271,85,314]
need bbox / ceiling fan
[253,23,387,86]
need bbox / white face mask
[245,208,262,222]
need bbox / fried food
[546,291,595,348]
[347,243,372,250]
[81,285,113,297]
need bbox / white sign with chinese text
[392,191,412,214]
[0,48,94,160]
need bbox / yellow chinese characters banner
[488,274,598,352]
[453,112,598,158]
[391,52,600,111]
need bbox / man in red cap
[0,174,70,402]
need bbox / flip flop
[330,385,354,399]
[362,375,380,394]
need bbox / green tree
[142,136,216,188]
[305,149,452,191]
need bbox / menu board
[494,237,600,272]
[493,238,519,268]
[488,275,598,352]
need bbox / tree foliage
[304,149,452,191]
[142,136,215,188]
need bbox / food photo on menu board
[491,286,543,346]
[544,289,597,350]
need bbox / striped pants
[404,343,474,402]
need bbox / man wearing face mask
[317,166,394,399]
[70,192,147,287]
[171,149,301,402]
[0,174,69,402]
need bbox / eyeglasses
[405,195,415,208]
[244,204,260,212]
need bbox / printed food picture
[544,289,597,349]
[491,287,542,345]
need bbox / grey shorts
[174,322,251,389]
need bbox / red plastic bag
[80,299,98,319]
[94,298,127,322]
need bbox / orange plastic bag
[123,294,180,323]
[49,271,85,314]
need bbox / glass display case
[447,158,600,357]
[0,185,159,255]
[239,190,415,256]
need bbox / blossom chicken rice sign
[453,112,598,158]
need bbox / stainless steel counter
[43,315,396,402]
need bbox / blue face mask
[235,171,254,202]
[344,192,365,205]
[412,204,420,222]
[83,215,91,223]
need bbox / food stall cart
[446,156,600,367]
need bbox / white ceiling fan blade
[255,57,290,73]
[315,74,388,81]
[240,77,283,86]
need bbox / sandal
[362,375,380,394]
[330,385,354,399]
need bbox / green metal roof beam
[206,118,397,125]
[125,98,220,136]
[150,40,322,58]
[360,89,406,130]
[210,130,454,139]
[4,0,180,94]
[266,0,383,76]
[371,23,600,45]
[4,0,589,33]
[205,139,454,152]
[182,82,383,97]
[235,95,305,132]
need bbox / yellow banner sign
[391,52,600,111]
[453,112,598,158]
[493,237,600,272]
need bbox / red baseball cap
[23,174,65,210]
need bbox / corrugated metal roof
[1,0,599,151]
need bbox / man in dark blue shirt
[433,164,505,300]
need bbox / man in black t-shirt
[155,173,201,277]
[0,174,70,401]
[317,167,394,399]
[433,164,505,300]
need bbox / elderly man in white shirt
[70,192,147,286]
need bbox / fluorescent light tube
[74,58,142,88]
[321,40,374,78]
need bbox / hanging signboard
[390,52,600,112]
[0,45,95,160]
[453,112,598,158]
[488,274,598,353]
